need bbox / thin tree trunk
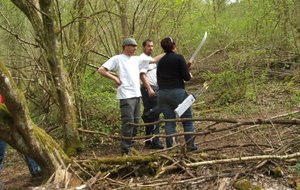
[74,0,88,128]
[115,0,129,38]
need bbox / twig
[160,154,195,178]
[72,160,94,178]
[0,24,39,47]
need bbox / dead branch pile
[72,110,300,189]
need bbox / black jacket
[157,52,191,89]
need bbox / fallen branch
[184,152,300,167]
[76,155,158,165]
[131,173,235,188]
[79,116,300,141]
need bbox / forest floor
[1,80,300,189]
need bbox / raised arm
[150,53,166,64]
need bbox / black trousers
[141,85,162,146]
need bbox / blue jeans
[0,140,41,176]
[0,140,7,173]
[141,86,162,147]
[119,98,141,153]
[24,156,42,176]
[158,89,197,150]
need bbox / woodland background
[0,0,300,189]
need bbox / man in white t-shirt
[98,38,148,155]
[140,39,164,149]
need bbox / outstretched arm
[150,53,166,64]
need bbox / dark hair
[142,39,152,47]
[160,37,175,53]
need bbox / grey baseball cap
[122,38,138,46]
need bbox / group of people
[98,37,197,155]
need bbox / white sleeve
[102,56,118,72]
[140,60,149,74]
[139,56,154,74]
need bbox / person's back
[157,37,197,152]
[157,52,191,90]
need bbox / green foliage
[79,69,120,134]
[286,79,300,104]
[204,64,255,106]
[292,163,300,172]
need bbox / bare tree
[10,0,82,155]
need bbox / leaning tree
[0,62,70,179]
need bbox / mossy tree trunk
[0,62,70,179]
[10,0,82,156]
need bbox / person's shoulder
[174,52,184,57]
[139,53,146,57]
[175,53,185,60]
[139,53,154,62]
[113,54,125,59]
[109,54,130,62]
[131,55,140,60]
[138,53,147,59]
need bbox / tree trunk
[0,62,70,179]
[115,0,129,38]
[10,0,82,156]
[74,0,88,128]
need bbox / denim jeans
[158,89,197,150]
[0,140,7,173]
[0,140,41,176]
[141,86,162,147]
[119,97,141,153]
[24,156,41,176]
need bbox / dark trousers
[141,86,162,146]
[158,88,197,150]
[119,98,140,153]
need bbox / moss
[34,125,70,164]
[270,166,284,178]
[233,179,262,190]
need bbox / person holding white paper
[156,37,198,152]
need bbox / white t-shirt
[102,54,148,99]
[139,53,157,86]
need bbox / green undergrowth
[80,69,120,135]
[193,79,298,119]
